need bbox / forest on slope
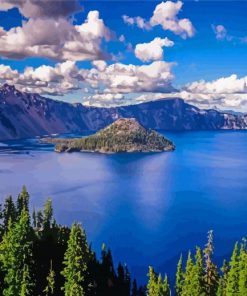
[0,187,246,296]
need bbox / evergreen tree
[43,199,53,230]
[36,210,43,229]
[61,223,90,296]
[124,265,131,295]
[239,242,247,295]
[17,186,29,217]
[0,210,34,296]
[117,263,126,295]
[217,278,225,296]
[175,254,183,296]
[156,274,163,296]
[32,208,37,229]
[20,264,33,296]
[147,266,158,296]
[162,274,170,296]
[100,244,116,294]
[43,261,56,296]
[181,251,194,296]
[3,195,16,230]
[203,230,218,295]
[191,247,205,295]
[132,279,138,296]
[225,242,239,295]
[217,260,228,296]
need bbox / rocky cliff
[0,84,246,140]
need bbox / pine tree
[162,274,170,296]
[132,279,138,296]
[225,242,239,295]
[204,230,218,295]
[217,260,228,296]
[147,266,158,296]
[36,210,43,229]
[157,274,163,296]
[0,210,34,296]
[3,195,16,230]
[61,223,90,296]
[43,261,56,296]
[181,251,194,296]
[32,207,37,228]
[17,186,29,217]
[175,254,183,296]
[20,264,33,296]
[217,278,225,296]
[43,199,53,230]
[239,242,247,295]
[191,247,205,295]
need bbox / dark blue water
[0,131,247,283]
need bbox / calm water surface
[0,131,247,283]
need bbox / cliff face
[0,84,246,140]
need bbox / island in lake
[44,118,175,153]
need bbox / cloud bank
[0,0,112,62]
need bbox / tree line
[0,187,246,295]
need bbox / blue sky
[0,1,247,110]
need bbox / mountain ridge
[0,84,247,140]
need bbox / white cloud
[0,61,83,95]
[150,1,195,38]
[135,37,174,62]
[86,60,175,94]
[182,74,247,109]
[122,15,151,30]
[83,93,125,107]
[123,1,195,39]
[0,10,111,61]
[0,65,18,80]
[0,60,175,98]
[185,75,247,94]
[92,60,107,72]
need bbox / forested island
[0,187,246,295]
[44,118,175,153]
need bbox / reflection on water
[0,131,247,283]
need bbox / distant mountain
[47,118,175,153]
[0,84,247,140]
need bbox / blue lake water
[0,131,247,284]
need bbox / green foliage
[43,261,56,296]
[191,247,205,295]
[147,266,158,296]
[3,196,16,230]
[43,199,54,230]
[0,187,246,296]
[0,209,34,296]
[204,230,219,296]
[216,260,228,296]
[238,241,247,295]
[53,118,174,153]
[17,186,29,218]
[61,223,90,296]
[147,266,171,296]
[175,255,183,296]
[225,242,239,295]
[181,251,194,296]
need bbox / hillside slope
[50,118,175,153]
[0,84,246,140]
